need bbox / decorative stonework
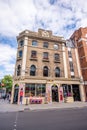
[42,31,49,37]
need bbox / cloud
[0,0,87,38]
[0,43,16,79]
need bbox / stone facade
[11,29,85,105]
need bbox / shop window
[30,65,36,76]
[62,85,72,97]
[25,84,35,97]
[25,84,46,97]
[17,65,21,76]
[55,67,60,77]
[43,66,49,77]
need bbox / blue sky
[0,0,87,79]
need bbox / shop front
[11,82,84,104]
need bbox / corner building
[11,29,85,104]
[70,27,87,101]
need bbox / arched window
[43,66,49,77]
[30,65,36,76]
[17,65,21,76]
[55,67,60,77]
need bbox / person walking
[20,88,23,104]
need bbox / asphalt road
[0,108,87,130]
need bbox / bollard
[26,98,28,105]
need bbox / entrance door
[72,85,81,101]
[13,85,19,104]
[52,85,58,102]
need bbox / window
[18,50,23,57]
[25,84,35,97]
[19,40,24,47]
[43,66,49,77]
[43,52,48,59]
[43,42,48,48]
[25,84,46,97]
[31,51,37,58]
[54,44,59,50]
[68,51,72,58]
[55,67,60,77]
[32,40,38,46]
[71,75,75,78]
[17,65,21,76]
[30,65,36,76]
[54,53,60,61]
[62,85,72,97]
[69,61,74,72]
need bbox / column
[79,84,85,102]
[75,48,82,78]
[21,37,28,76]
[62,43,68,78]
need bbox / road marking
[12,112,18,130]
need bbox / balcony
[54,59,60,63]
[17,57,22,61]
[42,58,49,62]
[30,56,37,61]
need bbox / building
[70,27,87,101]
[11,29,85,104]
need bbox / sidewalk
[0,99,87,112]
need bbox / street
[0,108,87,130]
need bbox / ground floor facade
[11,78,85,104]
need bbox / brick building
[70,27,87,101]
[11,29,85,104]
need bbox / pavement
[0,99,87,112]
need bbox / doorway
[52,85,58,102]
[13,84,19,104]
[72,85,81,101]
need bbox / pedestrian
[20,88,23,104]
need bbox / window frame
[43,42,49,48]
[18,50,23,57]
[43,52,49,59]
[31,50,37,58]
[32,40,38,46]
[30,65,36,76]
[55,67,60,77]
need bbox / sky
[0,0,87,79]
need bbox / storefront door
[13,85,19,104]
[72,85,81,101]
[52,85,58,102]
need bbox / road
[0,108,87,130]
